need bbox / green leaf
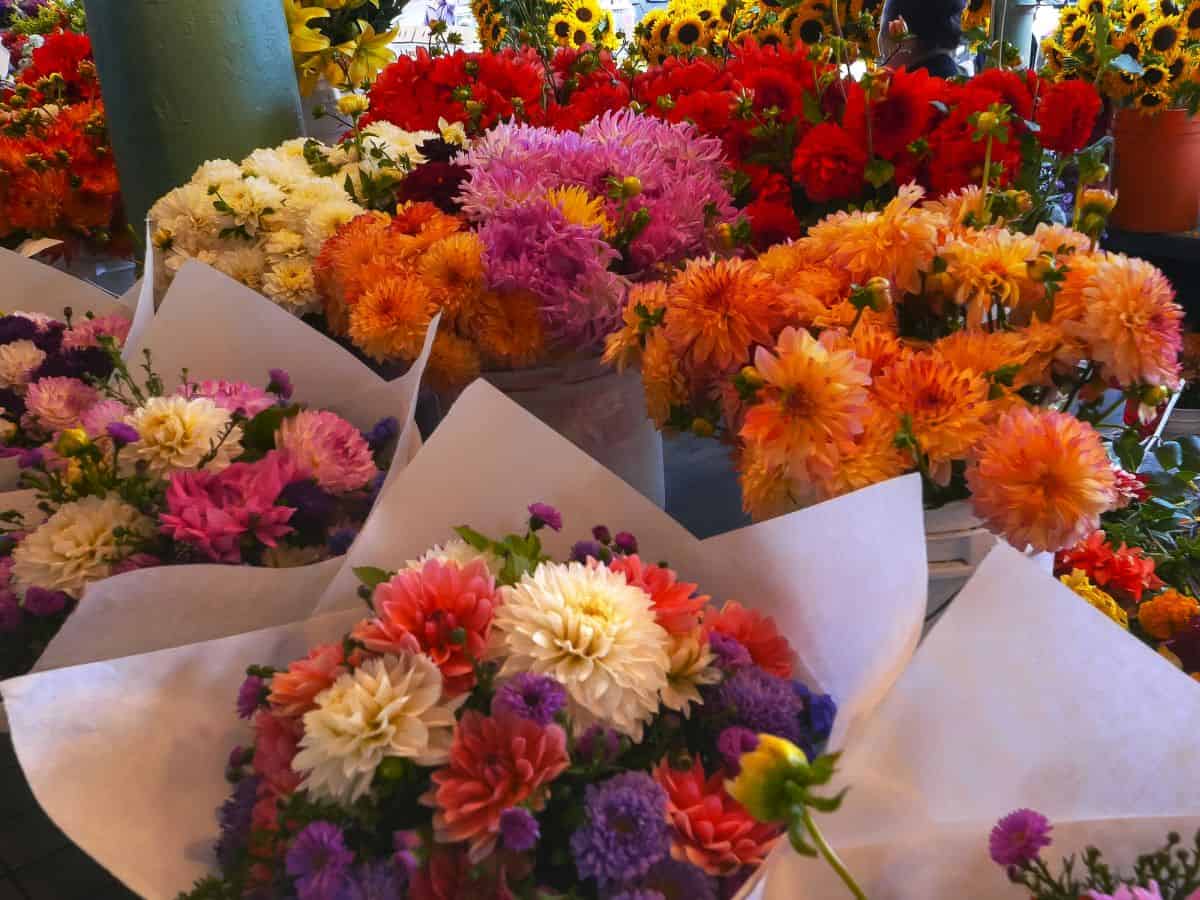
[864,157,895,189]
[804,786,850,814]
[454,525,493,553]
[353,566,392,590]
[1114,428,1146,474]
[1155,441,1183,472]
[802,90,824,126]
[242,405,300,453]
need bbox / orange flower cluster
[315,203,545,391]
[608,185,1185,553]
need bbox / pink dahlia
[80,399,130,438]
[352,559,498,695]
[275,410,377,493]
[62,315,132,351]
[177,379,276,417]
[25,376,99,432]
[704,601,795,679]
[160,450,300,562]
[268,642,347,717]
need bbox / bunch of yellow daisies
[474,0,618,50]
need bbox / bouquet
[606,182,1185,557]
[469,0,619,53]
[0,0,83,53]
[281,0,405,95]
[315,107,736,388]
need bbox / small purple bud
[499,807,540,852]
[575,724,621,764]
[105,421,139,446]
[22,586,69,617]
[17,448,43,469]
[570,540,604,563]
[328,528,358,556]
[267,368,293,400]
[365,416,399,450]
[614,531,638,554]
[717,726,760,775]
[528,502,562,532]
[236,675,265,720]
[227,745,251,769]
[592,525,612,544]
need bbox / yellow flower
[546,185,612,235]
[726,734,809,823]
[437,117,467,147]
[337,93,370,116]
[671,15,707,47]
[1059,570,1129,629]
[548,13,575,44]
[346,23,400,87]
[284,0,332,54]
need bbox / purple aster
[227,745,252,769]
[717,727,759,775]
[236,675,265,720]
[338,861,401,900]
[640,858,718,900]
[22,587,68,617]
[367,471,386,501]
[105,421,139,446]
[528,502,562,532]
[328,528,358,556]
[0,591,22,632]
[988,809,1052,867]
[613,532,638,555]
[498,807,540,852]
[392,832,419,883]
[216,775,260,868]
[268,368,294,400]
[592,525,612,544]
[33,347,113,383]
[793,682,837,743]
[17,448,43,470]
[0,316,39,345]
[279,480,337,534]
[286,822,354,900]
[570,540,605,563]
[570,772,670,885]
[707,631,752,672]
[492,672,567,726]
[364,417,398,451]
[575,724,622,765]
[714,666,805,745]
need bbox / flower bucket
[925,501,997,620]
[1111,108,1200,234]
[482,360,666,507]
[300,78,348,146]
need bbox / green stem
[980,133,994,201]
[848,306,865,335]
[802,807,868,900]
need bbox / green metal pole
[83,0,303,241]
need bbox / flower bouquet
[282,0,404,97]
[0,380,929,899]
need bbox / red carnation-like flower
[970,68,1034,122]
[745,196,802,249]
[1055,531,1164,603]
[870,67,947,160]
[705,600,795,677]
[1036,79,1103,154]
[791,122,867,203]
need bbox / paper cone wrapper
[751,544,1200,900]
[2,381,927,898]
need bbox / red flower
[970,68,1034,121]
[666,90,737,136]
[745,196,801,249]
[22,30,95,97]
[705,600,795,677]
[791,122,867,203]
[408,846,518,900]
[548,81,631,131]
[1036,79,1103,154]
[609,554,710,635]
[1055,531,1164,603]
[870,67,946,160]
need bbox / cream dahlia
[292,652,464,804]
[12,496,153,597]
[0,339,46,390]
[407,537,504,576]
[492,561,671,739]
[125,396,244,475]
[661,631,720,716]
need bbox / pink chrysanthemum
[160,450,301,562]
[61,315,132,351]
[275,410,377,494]
[25,376,99,432]
[80,399,130,438]
[177,379,277,417]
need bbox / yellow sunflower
[1149,15,1182,53]
[962,0,991,30]
[1184,0,1200,36]
[1075,0,1104,16]
[1141,62,1171,87]
[569,0,603,28]
[671,14,708,47]
[1062,17,1094,51]
[548,12,574,43]
[753,22,789,46]
[792,10,827,44]
[1124,0,1152,30]
[1111,31,1146,63]
[1136,87,1171,111]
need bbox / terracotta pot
[1111,108,1200,233]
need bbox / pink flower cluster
[276,410,377,493]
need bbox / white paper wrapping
[754,544,1200,900]
[2,381,928,899]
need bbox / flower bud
[619,175,642,198]
[54,428,90,457]
[851,277,892,313]
[1141,385,1171,407]
[1079,188,1117,217]
[739,365,764,389]
[726,734,809,823]
[691,418,715,438]
[337,94,369,117]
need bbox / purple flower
[286,822,354,900]
[268,368,294,400]
[592,525,612,544]
[613,531,638,555]
[279,480,336,534]
[570,540,604,563]
[1086,884,1165,900]
[492,673,567,726]
[105,422,139,446]
[714,667,805,745]
[338,861,401,900]
[575,724,621,764]
[528,502,562,532]
[0,592,22,632]
[236,675,265,720]
[364,417,399,452]
[707,632,752,672]
[717,727,759,774]
[640,859,717,900]
[1167,617,1200,672]
[328,528,358,556]
[0,316,39,345]
[392,832,419,882]
[988,809,1052,867]
[227,745,251,769]
[216,775,259,868]
[499,807,540,851]
[22,587,68,617]
[611,892,665,900]
[570,772,670,885]
[17,448,43,470]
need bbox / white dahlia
[493,561,671,740]
[293,653,464,803]
[661,631,720,717]
[0,340,46,390]
[407,537,504,576]
[125,396,243,475]
[12,496,152,597]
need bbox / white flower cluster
[149,124,435,317]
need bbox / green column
[83,0,303,239]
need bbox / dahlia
[967,408,1118,553]
[1058,570,1130,629]
[1036,79,1103,154]
[1055,531,1163,602]
[126,396,243,475]
[276,410,377,493]
[407,537,504,576]
[931,329,1034,385]
[941,228,1044,328]
[351,558,499,695]
[1075,255,1184,388]
[661,631,720,715]
[704,601,794,678]
[24,377,99,432]
[608,555,708,635]
[252,708,303,800]
[791,122,867,204]
[177,380,276,417]
[640,331,688,428]
[293,653,464,803]
[418,232,487,316]
[269,643,348,718]
[870,68,945,160]
[424,710,569,861]
[492,561,671,739]
[12,496,152,597]
[812,406,910,501]
[1137,589,1200,641]
[1030,222,1093,257]
[740,327,873,481]
[347,276,438,364]
[654,759,782,876]
[0,340,46,390]
[465,289,545,369]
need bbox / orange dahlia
[1031,222,1092,257]
[1138,589,1200,641]
[267,643,347,718]
[705,600,794,678]
[932,329,1034,386]
[314,212,395,331]
[641,330,688,428]
[941,229,1043,329]
[420,232,487,319]
[967,407,1118,552]
[428,331,483,392]
[604,281,668,371]
[740,327,873,480]
[609,554,710,636]
[348,275,438,363]
[424,710,569,862]
[1075,254,1184,388]
[813,406,911,500]
[663,258,786,376]
[468,289,545,369]
[654,759,782,876]
[738,446,800,522]
[391,200,463,245]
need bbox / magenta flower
[988,809,1052,867]
[62,315,132,352]
[275,410,378,494]
[1087,884,1165,900]
[528,502,562,532]
[177,380,276,417]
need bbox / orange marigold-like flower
[1138,589,1200,641]
[1074,254,1184,389]
[641,330,688,428]
[705,600,794,678]
[663,258,786,376]
[932,329,1034,387]
[609,554,710,636]
[267,642,347,718]
[348,275,438,363]
[738,446,800,522]
[420,232,487,320]
[351,558,499,695]
[838,321,904,379]
[873,352,992,475]
[428,331,483,392]
[740,327,873,481]
[923,185,986,232]
[315,212,396,331]
[967,407,1118,552]
[424,710,569,862]
[941,228,1044,329]
[604,281,669,371]
[392,201,463,246]
[469,289,545,369]
[654,758,782,876]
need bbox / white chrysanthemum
[304,199,363,255]
[215,177,285,235]
[285,177,348,213]
[262,230,307,258]
[12,496,152,597]
[661,631,720,717]
[407,537,504,576]
[0,340,46,390]
[212,247,267,289]
[125,396,243,475]
[293,653,464,803]
[359,123,435,168]
[163,247,219,280]
[151,182,224,238]
[493,561,671,740]
[262,257,319,315]
[190,159,243,188]
[241,146,317,188]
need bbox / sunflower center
[677,22,701,44]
